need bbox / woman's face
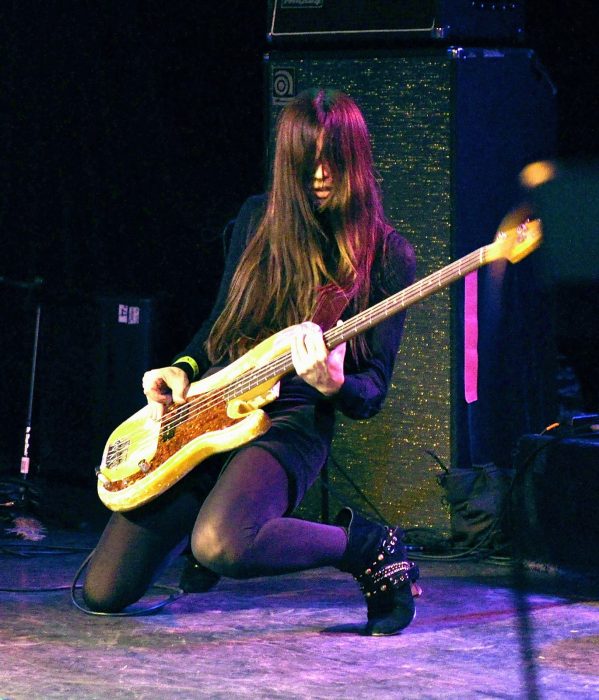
[312,161,333,203]
[310,131,334,205]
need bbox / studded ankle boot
[335,507,421,636]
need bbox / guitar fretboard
[218,244,490,402]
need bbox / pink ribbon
[464,271,478,404]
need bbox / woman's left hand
[290,321,345,396]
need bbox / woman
[83,89,419,636]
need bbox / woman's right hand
[142,366,190,421]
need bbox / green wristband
[174,355,200,380]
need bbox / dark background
[1,1,598,479]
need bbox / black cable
[326,453,391,525]
[0,544,91,593]
[326,449,469,557]
[410,522,504,561]
[316,472,381,523]
[325,452,464,557]
[504,423,598,520]
[0,584,76,592]
[0,544,92,556]
[70,550,187,617]
[326,450,461,555]
[326,423,598,562]
[0,542,186,612]
[417,423,599,563]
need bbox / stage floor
[1,528,598,699]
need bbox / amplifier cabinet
[265,48,555,529]
[511,433,599,571]
[268,0,526,45]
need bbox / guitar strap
[311,282,352,331]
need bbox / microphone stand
[20,288,41,482]
[0,275,46,540]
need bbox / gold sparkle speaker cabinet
[265,48,557,531]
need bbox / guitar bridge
[105,438,130,469]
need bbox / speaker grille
[267,53,454,530]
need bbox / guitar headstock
[487,218,543,264]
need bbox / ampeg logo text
[272,68,296,105]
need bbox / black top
[173,194,416,420]
[171,194,416,508]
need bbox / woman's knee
[82,555,148,613]
[191,519,254,579]
[82,577,132,613]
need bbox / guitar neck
[324,244,491,350]
[223,243,491,399]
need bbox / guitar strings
[158,244,488,428]
[104,246,489,464]
[114,245,488,457]
[106,246,488,461]
[161,245,486,420]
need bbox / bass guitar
[97,218,542,511]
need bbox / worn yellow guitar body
[97,326,300,512]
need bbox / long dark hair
[206,88,388,363]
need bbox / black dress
[172,195,416,510]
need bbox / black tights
[83,446,347,612]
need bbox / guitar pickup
[161,403,189,442]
